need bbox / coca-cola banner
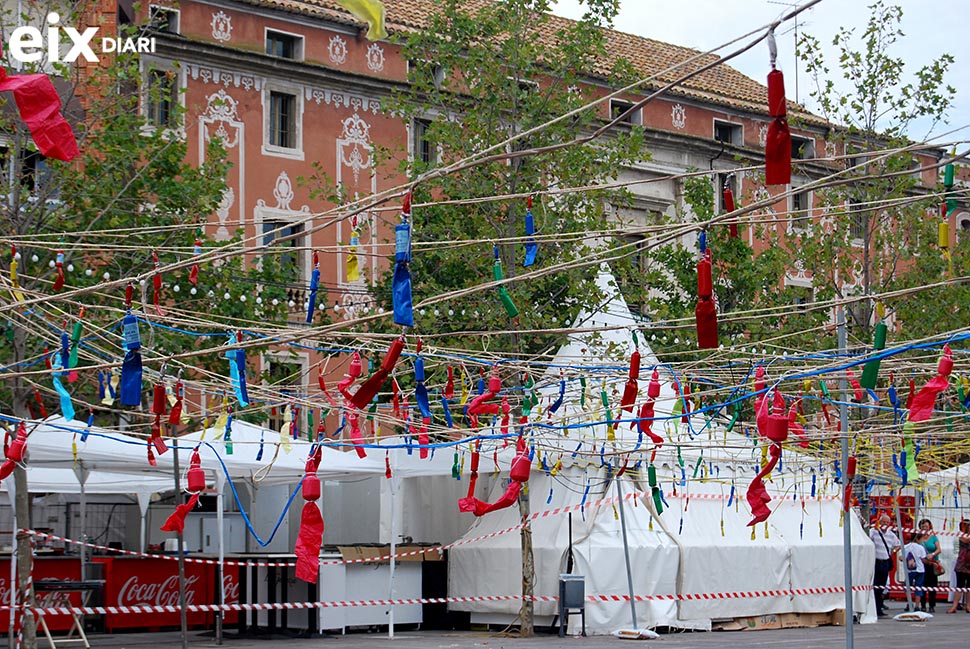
[98,558,238,630]
[0,558,81,632]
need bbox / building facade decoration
[305,87,381,114]
[671,103,686,129]
[272,171,295,211]
[200,90,242,149]
[214,187,235,241]
[328,35,348,65]
[187,64,263,92]
[337,114,373,184]
[210,11,232,42]
[366,43,385,72]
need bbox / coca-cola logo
[117,574,199,607]
[0,577,10,604]
[222,574,240,603]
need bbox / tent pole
[216,473,225,645]
[171,430,189,649]
[615,476,638,629]
[136,492,150,554]
[387,456,397,639]
[78,466,87,581]
[837,308,854,647]
[8,483,17,649]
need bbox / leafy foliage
[373,0,646,358]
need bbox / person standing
[870,513,901,617]
[904,532,927,612]
[947,518,970,614]
[918,519,942,612]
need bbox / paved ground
[59,604,970,648]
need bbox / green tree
[376,0,645,359]
[0,9,268,646]
[642,175,823,360]
[374,0,647,634]
[796,0,956,342]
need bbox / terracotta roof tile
[234,0,819,121]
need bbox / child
[904,531,927,611]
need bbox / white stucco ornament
[211,11,232,42]
[671,103,686,129]
[329,35,348,65]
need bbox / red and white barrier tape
[0,585,879,617]
[886,585,970,593]
[892,526,970,539]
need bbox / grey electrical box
[558,573,586,637]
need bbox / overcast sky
[551,0,969,143]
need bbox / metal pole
[387,461,397,639]
[78,467,87,582]
[8,483,17,649]
[837,307,854,647]
[171,431,189,649]
[216,473,225,645]
[615,476,638,629]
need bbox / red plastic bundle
[695,251,718,349]
[765,68,791,185]
[295,452,325,583]
[909,344,954,423]
[746,390,789,526]
[351,337,405,409]
[620,350,641,412]
[458,436,530,516]
[636,369,664,446]
[161,449,204,534]
[0,422,28,481]
[0,68,79,161]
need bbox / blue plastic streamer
[227,347,250,408]
[392,221,413,326]
[119,311,142,406]
[524,207,537,267]
[580,478,591,521]
[119,350,142,406]
[306,266,319,324]
[51,355,75,422]
[81,411,93,442]
[441,396,454,428]
[548,377,565,414]
[60,331,70,370]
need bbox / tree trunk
[517,485,534,637]
[12,323,36,649]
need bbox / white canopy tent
[446,268,876,633]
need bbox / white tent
[447,268,876,633]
